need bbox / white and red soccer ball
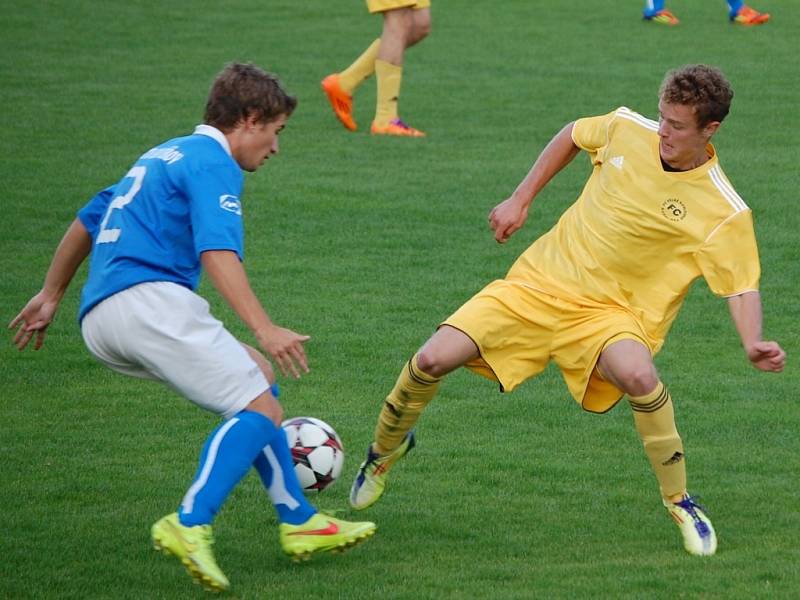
[281,416,344,492]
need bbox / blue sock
[727,0,743,18]
[643,0,665,18]
[179,411,277,526]
[254,428,317,525]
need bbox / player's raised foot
[370,118,426,137]
[731,5,770,25]
[321,74,357,131]
[350,431,416,510]
[151,513,230,592]
[664,494,717,556]
[279,512,376,561]
[644,9,680,25]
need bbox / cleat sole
[283,528,375,561]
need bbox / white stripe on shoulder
[616,107,659,132]
[704,208,750,243]
[708,166,747,212]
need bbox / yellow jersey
[506,107,760,352]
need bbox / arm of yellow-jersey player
[726,291,786,373]
[9,218,92,351]
[201,249,310,379]
[489,122,581,244]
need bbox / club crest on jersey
[661,198,686,221]
[219,194,242,215]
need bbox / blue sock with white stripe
[727,0,743,18]
[643,0,665,18]
[179,411,277,527]
[254,428,317,525]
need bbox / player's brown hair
[204,62,297,130]
[659,65,733,127]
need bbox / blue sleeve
[77,185,116,241]
[183,160,245,261]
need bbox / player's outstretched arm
[488,122,580,244]
[727,291,786,372]
[9,219,92,351]
[201,249,310,379]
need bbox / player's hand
[256,325,311,379]
[8,291,59,351]
[488,196,529,244]
[746,341,786,373]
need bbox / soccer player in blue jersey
[9,62,375,592]
[643,1,770,25]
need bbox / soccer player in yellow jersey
[349,65,786,556]
[321,0,429,137]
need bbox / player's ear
[240,111,263,131]
[702,120,721,138]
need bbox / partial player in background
[321,0,430,137]
[9,62,375,593]
[349,65,786,556]
[643,0,770,25]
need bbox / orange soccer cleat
[731,5,770,25]
[321,74,357,131]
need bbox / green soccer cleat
[279,513,376,561]
[349,431,416,510]
[151,513,230,592]
[664,494,717,556]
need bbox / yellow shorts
[367,0,430,14]
[442,280,653,414]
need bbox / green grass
[2,1,798,598]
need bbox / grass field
[2,1,798,598]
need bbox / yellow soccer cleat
[664,495,718,556]
[151,513,230,592]
[279,513,376,561]
[370,118,426,137]
[350,431,415,510]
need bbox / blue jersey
[77,125,245,321]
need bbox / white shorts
[81,281,269,419]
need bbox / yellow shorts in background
[442,280,652,414]
[367,0,430,14]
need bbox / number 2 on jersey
[96,166,146,244]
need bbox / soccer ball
[281,416,344,492]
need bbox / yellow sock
[373,59,402,127]
[338,39,380,94]
[374,354,440,455]
[629,382,687,499]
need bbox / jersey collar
[193,124,232,157]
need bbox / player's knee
[246,391,284,426]
[415,348,447,378]
[619,365,659,398]
[411,18,431,44]
[383,8,412,36]
[406,10,430,45]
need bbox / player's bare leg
[350,326,478,509]
[371,7,427,137]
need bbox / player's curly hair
[659,65,733,126]
[204,62,297,130]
